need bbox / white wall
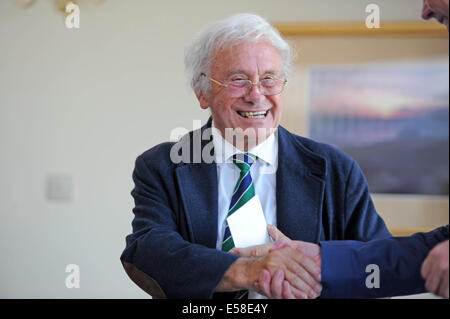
[0,0,427,298]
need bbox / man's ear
[196,91,209,110]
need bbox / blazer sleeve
[120,155,239,299]
[343,160,391,241]
[320,225,449,298]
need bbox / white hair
[184,13,295,95]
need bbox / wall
[0,0,441,298]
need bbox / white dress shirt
[211,121,278,299]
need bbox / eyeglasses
[201,73,287,98]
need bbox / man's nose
[243,82,265,104]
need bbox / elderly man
[244,0,449,299]
[120,13,390,299]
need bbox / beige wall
[0,0,446,298]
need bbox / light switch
[46,174,74,201]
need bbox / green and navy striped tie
[222,153,256,299]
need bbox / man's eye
[230,79,247,84]
[229,80,248,88]
[262,78,276,87]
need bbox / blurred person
[422,0,449,29]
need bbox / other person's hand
[421,239,449,298]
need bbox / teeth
[238,111,267,118]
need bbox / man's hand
[229,225,289,259]
[252,244,322,298]
[230,225,322,298]
[421,239,449,298]
[216,242,321,298]
[230,225,320,263]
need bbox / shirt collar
[211,120,278,166]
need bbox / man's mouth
[237,110,268,119]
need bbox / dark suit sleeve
[320,225,449,298]
[120,155,239,299]
[343,160,391,241]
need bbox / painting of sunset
[307,62,449,195]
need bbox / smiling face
[422,0,449,29]
[197,41,284,149]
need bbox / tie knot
[232,153,256,172]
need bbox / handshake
[227,225,449,299]
[229,225,323,299]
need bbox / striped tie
[222,153,256,299]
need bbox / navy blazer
[321,225,449,298]
[120,118,391,298]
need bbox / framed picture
[308,62,448,196]
[276,21,449,235]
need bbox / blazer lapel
[175,117,218,249]
[276,126,327,243]
[176,162,218,248]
